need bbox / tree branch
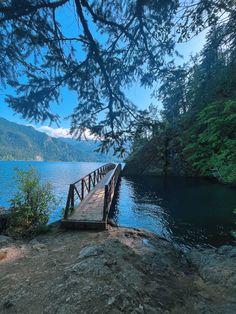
[0,0,69,23]
[74,0,115,133]
[80,0,135,41]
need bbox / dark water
[0,161,236,247]
[110,176,236,247]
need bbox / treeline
[0,117,121,162]
[124,22,236,184]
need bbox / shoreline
[0,225,236,313]
[1,206,236,249]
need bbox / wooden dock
[61,163,121,230]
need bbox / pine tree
[0,0,235,152]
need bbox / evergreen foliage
[125,19,236,185]
[0,0,235,152]
[1,1,236,181]
[184,100,236,184]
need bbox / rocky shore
[0,225,236,314]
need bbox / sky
[0,2,208,138]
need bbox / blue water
[1,161,236,246]
[0,161,104,223]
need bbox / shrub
[7,167,57,237]
[184,100,236,185]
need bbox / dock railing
[103,163,122,221]
[64,163,115,219]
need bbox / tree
[0,0,235,152]
[158,66,188,127]
[124,19,236,183]
[8,167,57,237]
[183,100,236,184]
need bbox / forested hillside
[124,23,236,185]
[0,117,120,162]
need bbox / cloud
[29,125,94,140]
[35,125,72,138]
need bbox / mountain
[59,137,122,162]
[0,117,121,162]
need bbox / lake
[1,161,236,247]
[110,176,236,248]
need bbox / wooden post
[103,185,108,221]
[88,174,91,192]
[65,184,72,219]
[81,179,84,200]
[71,184,75,210]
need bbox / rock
[0,235,12,245]
[107,296,116,305]
[3,300,14,308]
[104,259,117,268]
[0,226,236,314]
[187,246,236,289]
[107,218,118,227]
[228,248,236,258]
[79,245,104,259]
[131,305,144,314]
[121,298,130,309]
[143,304,159,314]
[0,250,7,261]
[217,245,232,255]
[217,246,236,258]
[31,240,47,251]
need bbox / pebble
[108,296,116,305]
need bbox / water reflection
[110,176,236,247]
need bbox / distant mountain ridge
[0,117,121,162]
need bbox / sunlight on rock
[0,247,25,264]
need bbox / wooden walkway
[61,163,121,230]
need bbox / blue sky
[0,3,208,135]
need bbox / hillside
[0,117,120,162]
[124,25,236,185]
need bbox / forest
[125,21,236,185]
[0,117,121,162]
[0,1,236,182]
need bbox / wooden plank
[61,219,106,230]
[62,164,121,230]
[62,170,113,229]
[103,164,121,221]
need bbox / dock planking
[61,163,121,230]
